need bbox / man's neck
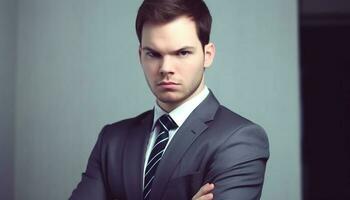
[156,85,207,113]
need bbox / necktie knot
[158,114,178,131]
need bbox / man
[70,0,269,199]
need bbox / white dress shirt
[143,86,210,187]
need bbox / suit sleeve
[69,126,109,200]
[206,124,270,200]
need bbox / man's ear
[204,42,215,68]
[138,45,142,63]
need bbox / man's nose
[159,56,175,75]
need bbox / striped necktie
[143,114,178,200]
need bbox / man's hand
[192,183,215,200]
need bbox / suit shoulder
[214,105,268,139]
[216,105,255,127]
[213,105,270,159]
[100,110,152,136]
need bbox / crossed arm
[71,124,269,200]
[195,124,269,200]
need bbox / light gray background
[0,0,300,199]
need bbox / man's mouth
[158,81,178,85]
[157,81,180,89]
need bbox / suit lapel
[150,92,220,200]
[123,111,153,200]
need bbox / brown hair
[135,0,212,48]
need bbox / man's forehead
[141,17,200,50]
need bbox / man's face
[139,16,215,111]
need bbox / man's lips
[157,81,179,86]
[157,81,180,89]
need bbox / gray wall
[13,0,300,199]
[0,0,16,199]
[206,1,300,199]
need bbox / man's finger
[192,183,214,200]
[196,193,213,200]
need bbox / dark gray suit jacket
[70,92,269,200]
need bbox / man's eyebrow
[175,46,195,52]
[141,47,157,52]
[141,46,195,53]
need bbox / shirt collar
[152,86,209,130]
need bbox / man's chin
[156,94,183,105]
[157,96,180,104]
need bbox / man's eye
[146,52,154,57]
[178,50,192,57]
[145,52,160,58]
